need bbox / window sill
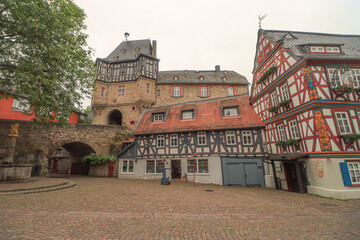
[187,173,210,176]
[120,172,134,175]
[145,173,163,175]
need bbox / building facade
[250,29,360,199]
[117,95,266,186]
[91,38,249,128]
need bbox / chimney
[215,65,220,72]
[152,40,157,58]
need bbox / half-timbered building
[251,29,360,199]
[117,95,266,186]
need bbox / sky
[74,0,360,108]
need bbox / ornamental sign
[331,65,354,88]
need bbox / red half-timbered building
[250,29,360,199]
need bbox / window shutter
[180,86,184,97]
[339,162,352,186]
[207,86,211,97]
[170,86,174,97]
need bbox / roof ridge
[262,29,360,38]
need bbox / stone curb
[0,181,76,196]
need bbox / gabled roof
[158,69,248,85]
[260,29,360,60]
[97,39,156,63]
[133,95,264,135]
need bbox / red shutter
[180,86,184,97]
[170,86,174,97]
[207,86,211,97]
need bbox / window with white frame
[325,46,340,53]
[118,85,125,97]
[335,112,351,134]
[113,64,120,80]
[277,124,286,141]
[146,160,164,174]
[351,69,360,88]
[127,149,133,155]
[12,99,30,113]
[197,132,206,145]
[226,131,236,145]
[101,64,107,75]
[145,60,153,75]
[327,68,342,87]
[200,87,208,97]
[126,63,133,78]
[271,91,279,106]
[187,159,209,174]
[227,87,234,96]
[348,162,360,184]
[242,131,253,145]
[157,135,165,148]
[122,160,134,174]
[182,111,194,119]
[173,86,181,97]
[280,84,290,101]
[223,107,239,117]
[153,113,164,122]
[310,46,325,53]
[170,134,178,147]
[288,120,300,139]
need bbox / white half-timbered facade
[117,95,267,186]
[251,29,360,199]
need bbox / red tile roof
[133,96,264,135]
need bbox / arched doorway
[60,142,96,175]
[108,110,122,125]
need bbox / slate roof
[158,70,249,85]
[133,95,264,135]
[261,29,360,60]
[97,39,156,63]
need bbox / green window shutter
[339,162,352,186]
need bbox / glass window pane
[198,160,209,173]
[187,160,197,173]
[146,160,155,173]
[129,161,133,172]
[156,160,164,173]
[122,161,128,172]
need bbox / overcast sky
[75,0,360,108]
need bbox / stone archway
[108,110,122,125]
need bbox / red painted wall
[0,95,80,123]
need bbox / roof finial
[124,32,130,41]
[258,14,266,29]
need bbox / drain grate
[205,190,214,192]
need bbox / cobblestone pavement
[0,176,359,239]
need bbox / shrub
[82,153,117,165]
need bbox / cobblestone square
[0,176,359,239]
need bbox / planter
[257,66,277,84]
[342,133,360,143]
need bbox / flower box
[268,106,279,113]
[333,85,353,94]
[257,66,277,84]
[342,133,360,143]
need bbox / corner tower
[91,36,159,128]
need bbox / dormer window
[153,113,164,122]
[199,75,204,80]
[325,46,340,53]
[173,75,179,80]
[310,46,325,53]
[222,76,227,81]
[223,107,239,117]
[182,110,194,119]
[310,45,341,54]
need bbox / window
[199,86,209,97]
[310,46,325,53]
[226,131,236,145]
[12,99,30,113]
[174,86,181,97]
[227,87,234,96]
[157,135,165,148]
[280,84,290,101]
[182,111,193,119]
[153,114,164,122]
[242,131,253,145]
[289,120,300,139]
[351,69,360,88]
[277,124,286,141]
[127,149,133,155]
[348,162,360,184]
[327,68,342,87]
[118,85,125,97]
[187,159,209,174]
[113,64,120,80]
[132,106,136,111]
[146,83,150,94]
[130,120,135,125]
[223,107,238,117]
[56,149,63,156]
[271,91,279,106]
[157,90,161,96]
[101,64,107,75]
[197,132,206,145]
[101,87,105,97]
[122,160,134,173]
[145,60,153,75]
[325,46,340,53]
[170,134,178,147]
[335,112,351,134]
[126,63,133,78]
[146,160,164,174]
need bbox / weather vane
[258,14,267,29]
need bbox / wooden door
[108,161,114,177]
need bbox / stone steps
[0,180,76,196]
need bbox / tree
[0,0,94,125]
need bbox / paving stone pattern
[0,176,359,239]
